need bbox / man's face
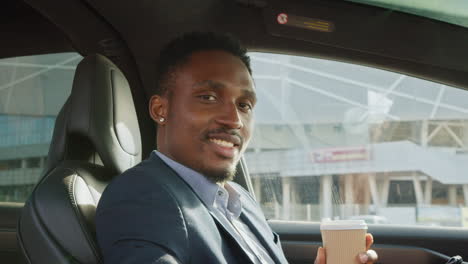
[151,50,256,183]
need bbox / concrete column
[274,201,280,219]
[413,174,424,206]
[448,185,457,206]
[380,175,390,207]
[21,159,27,169]
[253,177,262,203]
[282,177,291,220]
[363,176,371,215]
[290,178,297,220]
[306,204,312,221]
[462,184,468,207]
[421,120,429,146]
[320,175,333,219]
[343,175,355,219]
[344,175,354,205]
[424,177,433,205]
[368,174,380,213]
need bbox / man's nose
[215,102,243,129]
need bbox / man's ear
[149,94,168,125]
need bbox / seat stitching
[67,170,103,263]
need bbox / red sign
[277,13,288,25]
[312,146,370,163]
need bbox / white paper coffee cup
[320,220,368,264]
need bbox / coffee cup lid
[320,219,368,230]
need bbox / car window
[247,52,468,228]
[0,53,81,203]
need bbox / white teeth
[209,138,234,147]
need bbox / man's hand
[314,233,378,264]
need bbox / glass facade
[247,52,468,228]
[0,53,80,202]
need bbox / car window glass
[247,52,468,229]
[0,53,81,203]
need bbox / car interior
[1,0,468,263]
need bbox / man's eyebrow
[192,80,224,90]
[193,80,257,103]
[242,89,257,104]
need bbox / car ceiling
[80,0,468,96]
[5,0,468,94]
[1,0,72,58]
[3,0,468,106]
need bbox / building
[2,52,468,227]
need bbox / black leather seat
[17,54,142,264]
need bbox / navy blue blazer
[96,152,288,264]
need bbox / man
[96,32,376,264]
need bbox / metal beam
[427,124,443,143]
[252,56,468,116]
[0,55,81,92]
[0,62,76,70]
[430,85,446,118]
[287,77,400,120]
[442,124,465,148]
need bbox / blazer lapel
[151,155,256,263]
[240,199,288,264]
[208,210,256,263]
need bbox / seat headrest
[45,54,141,175]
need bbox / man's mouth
[209,138,235,148]
[206,133,242,159]
[206,132,241,147]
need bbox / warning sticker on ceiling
[276,13,334,33]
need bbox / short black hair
[154,31,252,96]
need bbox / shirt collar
[225,182,242,219]
[153,150,242,217]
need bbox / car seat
[17,54,142,264]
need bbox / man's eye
[239,102,253,112]
[199,95,217,101]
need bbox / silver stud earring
[159,117,165,122]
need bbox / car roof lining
[4,0,468,90]
[3,0,468,191]
[76,0,468,95]
[0,0,73,59]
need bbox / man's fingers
[314,247,326,264]
[357,250,378,264]
[358,252,369,263]
[365,233,374,250]
[366,249,378,263]
[358,234,377,263]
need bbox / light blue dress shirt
[154,150,275,264]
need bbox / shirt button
[218,190,223,196]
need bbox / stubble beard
[202,162,238,184]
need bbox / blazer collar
[150,152,287,263]
[236,189,289,264]
[150,153,257,263]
